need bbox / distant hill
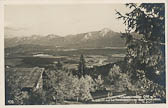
[5,28,126,48]
[5,34,64,48]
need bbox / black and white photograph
[1,0,167,106]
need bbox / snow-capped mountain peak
[100,28,112,36]
[46,34,60,39]
[84,32,92,40]
[31,35,40,40]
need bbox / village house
[13,67,45,92]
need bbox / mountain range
[5,28,126,49]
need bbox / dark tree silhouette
[116,3,165,101]
[78,54,86,78]
[56,59,63,70]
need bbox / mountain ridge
[5,28,126,48]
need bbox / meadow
[5,48,126,69]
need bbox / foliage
[56,60,63,70]
[108,64,121,83]
[24,90,45,105]
[78,54,86,78]
[135,77,165,98]
[94,75,104,90]
[108,64,132,92]
[5,69,25,105]
[116,3,165,100]
[43,69,95,103]
[6,65,97,105]
[5,68,47,105]
[78,76,93,101]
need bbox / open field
[5,48,125,69]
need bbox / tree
[56,59,63,70]
[108,64,132,92]
[95,75,104,90]
[116,3,165,100]
[78,76,93,101]
[44,68,95,102]
[24,90,44,105]
[108,64,121,84]
[78,54,86,78]
[5,69,27,105]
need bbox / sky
[4,4,130,38]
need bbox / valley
[5,47,126,69]
[4,3,166,105]
[5,27,165,105]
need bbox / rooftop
[11,67,44,89]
